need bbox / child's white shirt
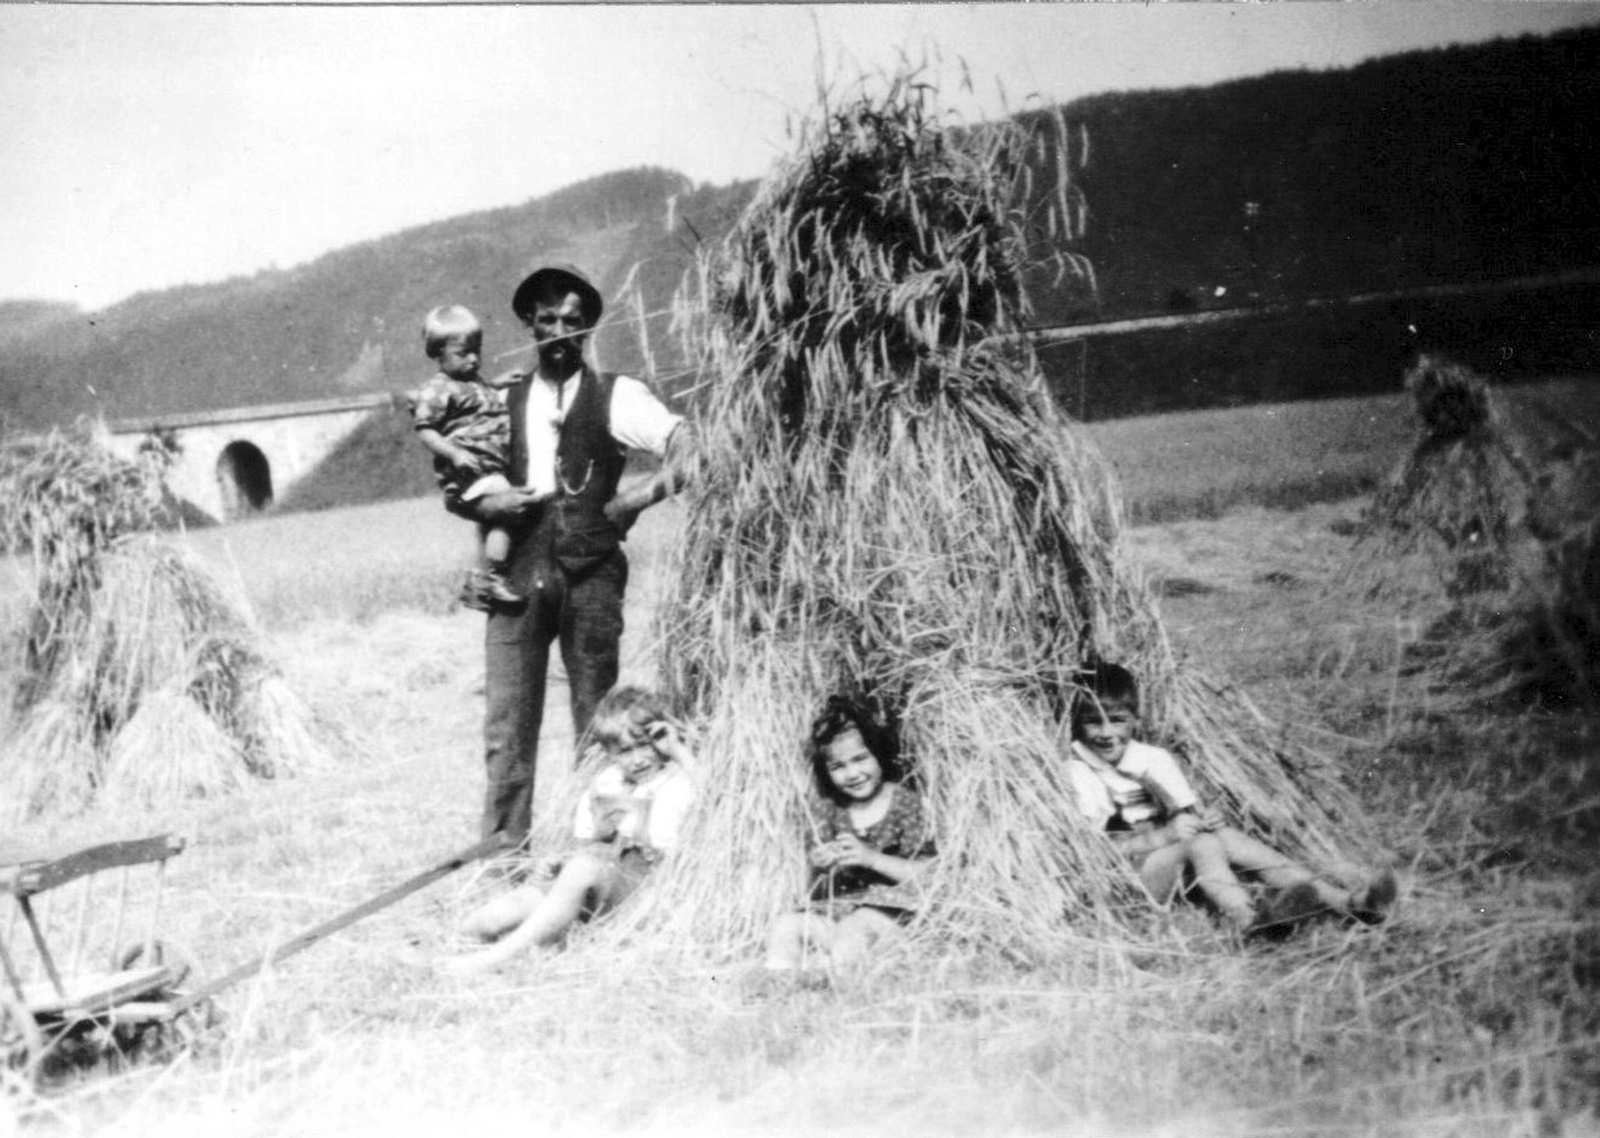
[1066,739,1199,830]
[571,762,694,852]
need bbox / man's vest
[507,367,628,573]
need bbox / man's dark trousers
[482,515,627,844]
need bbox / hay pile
[1347,354,1542,601]
[0,428,339,818]
[1346,356,1600,708]
[581,75,1380,956]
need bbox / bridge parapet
[99,392,402,523]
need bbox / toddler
[1065,662,1397,935]
[408,305,525,609]
[447,686,696,972]
[764,697,937,975]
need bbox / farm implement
[2,831,507,1088]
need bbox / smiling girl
[447,686,696,972]
[763,697,937,974]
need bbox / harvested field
[0,378,1595,1134]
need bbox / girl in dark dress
[763,698,936,973]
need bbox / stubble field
[2,380,1597,1137]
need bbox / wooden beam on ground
[170,833,510,1013]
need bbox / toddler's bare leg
[1214,827,1349,911]
[831,908,899,967]
[447,850,614,973]
[460,884,546,942]
[764,912,835,971]
[483,526,512,567]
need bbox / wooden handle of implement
[172,833,510,1013]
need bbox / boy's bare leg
[460,884,546,943]
[446,850,614,973]
[764,912,835,970]
[1136,841,1190,904]
[1214,827,1349,911]
[1187,832,1256,928]
[831,908,899,967]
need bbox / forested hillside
[2,26,1595,432]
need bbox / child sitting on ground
[764,697,937,975]
[1064,661,1397,935]
[407,304,530,610]
[446,686,696,972]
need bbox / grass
[1092,377,1600,526]
[1,387,1597,1135]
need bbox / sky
[3,2,1598,313]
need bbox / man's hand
[453,452,485,478]
[603,492,644,536]
[474,488,552,524]
[486,368,526,389]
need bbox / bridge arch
[101,392,396,523]
[216,440,274,518]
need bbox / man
[456,263,689,843]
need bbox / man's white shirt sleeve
[609,375,683,458]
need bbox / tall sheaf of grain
[1348,353,1600,707]
[598,75,1378,955]
[0,428,342,818]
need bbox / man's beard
[539,338,582,373]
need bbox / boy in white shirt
[1065,662,1397,935]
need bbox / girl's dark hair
[808,695,902,803]
[1070,661,1141,729]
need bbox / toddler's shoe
[1248,882,1324,940]
[483,568,526,609]
[1348,869,1399,925]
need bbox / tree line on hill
[1,25,1595,436]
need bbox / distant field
[178,486,685,636]
[3,377,1592,635]
[1090,375,1599,524]
[2,378,1596,1136]
[162,375,1598,628]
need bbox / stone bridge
[98,393,398,523]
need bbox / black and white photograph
[3,3,1598,1134]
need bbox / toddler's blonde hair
[421,305,482,360]
[587,686,674,749]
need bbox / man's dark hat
[512,263,603,325]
